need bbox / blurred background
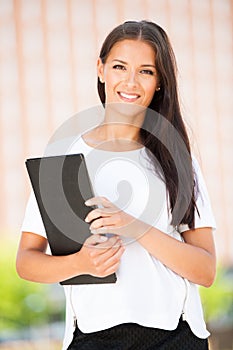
[0,0,232,349]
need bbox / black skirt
[67,318,209,350]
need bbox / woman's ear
[97,58,104,83]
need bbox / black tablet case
[25,154,116,285]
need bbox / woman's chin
[105,102,146,121]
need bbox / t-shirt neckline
[80,135,145,154]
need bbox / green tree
[0,236,64,332]
[200,265,233,326]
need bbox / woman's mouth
[118,92,140,102]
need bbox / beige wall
[0,0,232,264]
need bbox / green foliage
[0,236,65,331]
[200,265,233,325]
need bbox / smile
[118,92,140,102]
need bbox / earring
[99,77,104,83]
[156,86,160,91]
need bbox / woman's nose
[125,70,138,86]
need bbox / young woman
[17,20,216,349]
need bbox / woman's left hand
[85,196,149,239]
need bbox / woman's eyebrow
[112,59,128,64]
[141,64,156,68]
[112,59,156,68]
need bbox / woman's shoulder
[43,133,87,157]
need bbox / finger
[92,244,125,267]
[85,207,120,223]
[84,234,108,247]
[86,235,121,255]
[91,226,116,235]
[85,196,112,208]
[102,245,125,267]
[103,247,125,274]
[97,261,121,277]
[89,216,118,230]
[85,208,103,223]
[95,235,122,250]
[104,262,120,276]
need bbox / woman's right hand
[16,232,125,284]
[76,234,125,278]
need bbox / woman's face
[97,39,159,109]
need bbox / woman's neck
[98,123,140,141]
[103,103,146,139]
[82,103,147,151]
[82,124,143,151]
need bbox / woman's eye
[113,64,126,70]
[140,69,154,75]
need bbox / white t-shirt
[21,136,216,349]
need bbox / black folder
[25,153,117,285]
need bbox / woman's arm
[137,226,216,287]
[85,197,216,287]
[16,231,125,283]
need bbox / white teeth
[119,92,139,99]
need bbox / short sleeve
[178,157,216,233]
[21,191,47,238]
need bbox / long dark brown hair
[97,20,199,229]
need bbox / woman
[17,20,216,349]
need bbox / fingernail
[100,235,108,242]
[85,217,89,222]
[85,200,91,206]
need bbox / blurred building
[0,0,232,264]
